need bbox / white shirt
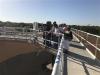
[50,27,62,36]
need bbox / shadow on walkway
[0,51,54,75]
[63,51,100,75]
[70,43,86,50]
[82,62,90,75]
[72,40,80,43]
[63,54,68,75]
[67,51,100,70]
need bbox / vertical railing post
[22,27,24,35]
[78,30,81,42]
[77,29,78,34]
[14,27,16,38]
[22,27,25,39]
[3,26,6,36]
[80,31,82,42]
[26,27,28,40]
[95,37,98,57]
[86,33,89,46]
[86,33,88,41]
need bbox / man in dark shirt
[43,21,52,47]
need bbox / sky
[0,0,100,25]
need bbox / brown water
[0,39,53,75]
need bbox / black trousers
[52,35,58,49]
[43,32,51,47]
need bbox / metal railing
[0,26,37,41]
[72,28,100,59]
[0,26,64,75]
[51,35,64,75]
[37,31,64,75]
[36,30,64,75]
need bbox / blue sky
[0,0,100,25]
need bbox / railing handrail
[72,28,100,38]
[0,27,36,40]
[0,26,64,75]
[72,31,100,51]
[72,28,100,51]
[51,35,64,75]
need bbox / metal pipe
[51,35,64,75]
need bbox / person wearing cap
[43,21,52,47]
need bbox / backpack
[64,31,73,41]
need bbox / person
[43,21,52,47]
[62,26,73,54]
[49,22,62,66]
[50,21,61,49]
[59,24,64,33]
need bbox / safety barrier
[37,32,64,75]
[0,27,36,41]
[37,31,64,75]
[72,28,100,59]
[51,35,64,75]
[0,26,64,75]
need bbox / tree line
[0,21,33,28]
[0,21,100,36]
[71,25,100,36]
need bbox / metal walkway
[63,36,100,75]
[38,35,100,75]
